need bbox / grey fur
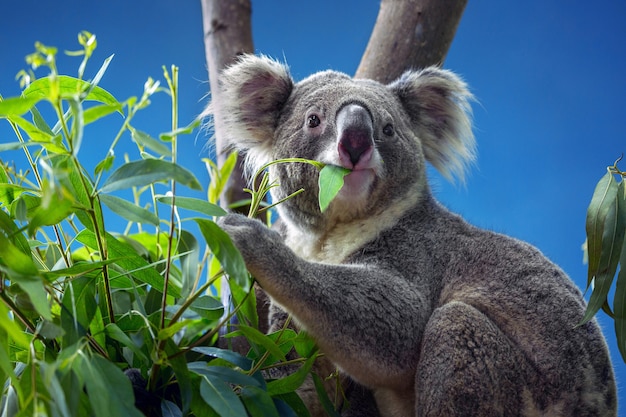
[210,55,616,416]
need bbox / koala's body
[212,55,616,416]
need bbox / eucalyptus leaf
[318,165,350,212]
[131,128,172,156]
[83,103,123,125]
[23,75,120,106]
[240,386,280,417]
[189,364,263,389]
[312,373,342,417]
[100,193,159,226]
[266,353,317,395]
[189,296,224,320]
[100,159,202,193]
[586,171,619,284]
[0,96,42,116]
[82,355,144,417]
[68,96,84,155]
[581,174,625,324]
[195,218,250,290]
[158,195,226,217]
[235,324,287,362]
[191,346,253,371]
[198,372,247,417]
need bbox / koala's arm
[219,213,425,389]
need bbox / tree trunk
[200,0,254,210]
[356,0,468,83]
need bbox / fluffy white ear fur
[389,68,476,182]
[205,54,294,175]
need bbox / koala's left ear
[389,67,476,181]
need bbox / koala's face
[214,55,475,231]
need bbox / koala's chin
[334,169,376,204]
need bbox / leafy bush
[582,157,626,362]
[0,32,348,417]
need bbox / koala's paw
[218,213,284,276]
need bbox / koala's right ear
[209,54,294,169]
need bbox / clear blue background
[1,0,625,405]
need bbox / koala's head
[211,54,474,232]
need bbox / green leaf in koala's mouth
[318,165,351,212]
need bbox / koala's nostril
[336,103,374,167]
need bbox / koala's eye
[383,124,394,137]
[307,114,321,128]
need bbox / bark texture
[356,0,468,83]
[200,0,254,209]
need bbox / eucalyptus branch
[160,65,179,331]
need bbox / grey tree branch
[355,0,468,83]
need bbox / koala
[210,54,617,417]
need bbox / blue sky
[2,0,625,397]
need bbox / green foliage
[0,33,341,416]
[583,157,626,362]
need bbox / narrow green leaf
[311,373,342,417]
[94,153,115,175]
[89,305,106,351]
[194,218,250,290]
[61,275,97,347]
[0,301,30,349]
[7,114,62,148]
[266,353,317,395]
[159,118,201,141]
[83,103,123,125]
[240,386,280,417]
[273,393,310,417]
[229,275,258,328]
[0,208,31,255]
[318,165,350,212]
[179,230,199,299]
[30,105,55,136]
[40,362,72,417]
[158,319,196,340]
[189,364,263,389]
[613,180,626,361]
[0,231,39,278]
[158,195,226,217]
[130,128,172,157]
[191,346,253,371]
[161,400,183,417]
[0,96,43,116]
[0,141,41,152]
[23,75,120,106]
[189,296,224,320]
[199,373,247,417]
[586,171,619,284]
[581,177,625,324]
[89,54,115,95]
[68,96,84,155]
[99,194,159,226]
[235,324,287,362]
[27,189,75,236]
[100,159,202,193]
[17,279,52,321]
[82,355,144,417]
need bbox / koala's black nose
[336,104,374,167]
